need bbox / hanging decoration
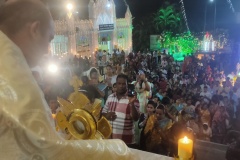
[226,0,235,13]
[179,0,190,31]
[123,0,128,7]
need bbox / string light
[179,0,190,31]
[226,0,235,13]
[122,0,128,7]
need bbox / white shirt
[98,60,105,67]
[200,91,212,99]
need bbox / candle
[178,136,193,159]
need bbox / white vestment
[0,31,172,160]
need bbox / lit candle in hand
[178,136,193,159]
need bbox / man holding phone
[102,74,140,145]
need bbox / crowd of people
[36,49,240,157]
[1,0,239,159]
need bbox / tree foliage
[132,3,186,51]
[153,5,182,33]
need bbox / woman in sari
[143,104,172,155]
[133,70,150,113]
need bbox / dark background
[46,0,239,28]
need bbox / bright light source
[210,0,214,2]
[107,3,111,8]
[48,64,58,73]
[66,3,73,11]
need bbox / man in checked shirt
[102,74,140,146]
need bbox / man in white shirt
[200,86,212,99]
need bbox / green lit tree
[153,5,182,33]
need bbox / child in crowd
[152,95,161,106]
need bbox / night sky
[47,0,240,33]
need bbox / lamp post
[65,1,76,56]
[204,0,217,32]
[210,0,217,31]
[66,2,73,19]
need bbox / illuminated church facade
[51,0,132,60]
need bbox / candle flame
[183,136,188,143]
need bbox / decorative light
[106,3,111,8]
[66,2,74,18]
[226,0,235,12]
[66,3,73,11]
[180,0,190,31]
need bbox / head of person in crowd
[0,0,54,67]
[223,96,229,104]
[85,67,99,85]
[106,65,113,75]
[162,90,167,97]
[218,94,224,103]
[201,103,209,111]
[203,85,208,93]
[116,74,128,95]
[146,100,157,115]
[155,104,166,120]
[152,95,161,105]
[79,85,102,103]
[180,110,192,123]
[176,98,183,105]
[162,97,171,106]
[138,70,146,80]
[186,97,192,106]
[196,85,202,93]
[181,84,187,90]
[211,95,219,105]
